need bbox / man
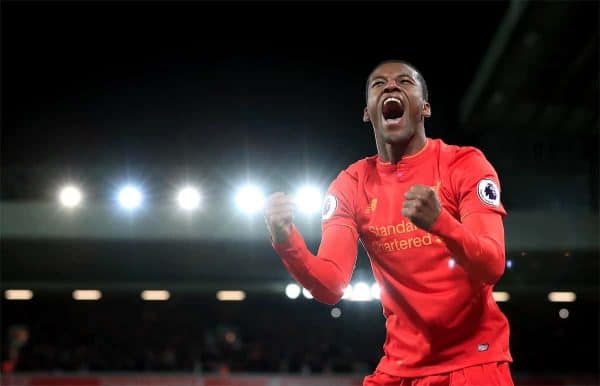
[264,60,513,385]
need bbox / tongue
[383,101,404,120]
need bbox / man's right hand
[264,192,295,244]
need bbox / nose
[383,80,400,93]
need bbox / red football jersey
[319,137,512,376]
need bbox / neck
[377,129,427,164]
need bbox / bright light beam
[294,185,323,215]
[177,186,201,210]
[285,284,301,299]
[371,283,381,300]
[117,185,143,210]
[234,184,265,214]
[350,282,372,301]
[59,185,83,208]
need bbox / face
[363,62,431,145]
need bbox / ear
[363,107,371,123]
[422,102,431,118]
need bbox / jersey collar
[375,138,433,173]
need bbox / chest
[355,163,458,258]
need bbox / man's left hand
[402,184,442,231]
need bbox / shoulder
[434,140,506,215]
[435,139,488,166]
[436,139,497,176]
[333,156,375,183]
[326,156,374,200]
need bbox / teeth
[384,97,402,105]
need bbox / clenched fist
[264,192,295,244]
[402,184,442,231]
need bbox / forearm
[430,209,505,284]
[273,224,358,305]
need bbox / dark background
[2,1,507,198]
[1,0,598,382]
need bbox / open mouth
[382,97,405,121]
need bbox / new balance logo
[366,198,378,214]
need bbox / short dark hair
[366,59,429,102]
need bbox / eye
[371,80,384,87]
[400,79,412,84]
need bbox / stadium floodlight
[117,185,143,210]
[73,290,102,301]
[234,184,265,214]
[285,283,301,299]
[302,288,313,299]
[342,285,353,300]
[59,185,82,208]
[4,289,33,300]
[371,283,381,300]
[141,290,170,301]
[548,291,576,302]
[216,290,246,301]
[294,185,323,215]
[492,291,510,302]
[176,186,201,210]
[350,282,372,301]
[330,307,342,318]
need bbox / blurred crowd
[2,298,382,374]
[2,292,598,376]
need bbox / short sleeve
[450,148,507,220]
[321,170,358,235]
